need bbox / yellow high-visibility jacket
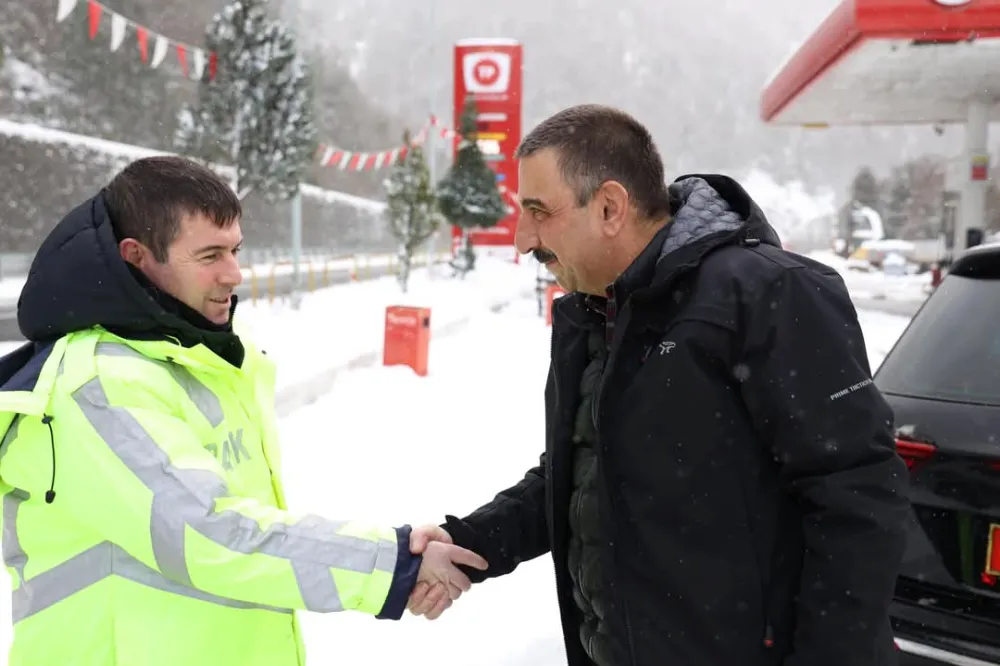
[0,327,419,666]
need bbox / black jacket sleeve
[738,266,910,666]
[441,453,550,584]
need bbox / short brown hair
[516,104,671,221]
[104,156,242,262]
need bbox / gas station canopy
[761,0,1000,126]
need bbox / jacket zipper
[590,305,639,666]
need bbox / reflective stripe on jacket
[0,327,408,666]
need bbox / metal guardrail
[0,252,449,342]
[0,248,353,281]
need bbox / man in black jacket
[407,104,910,666]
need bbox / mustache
[532,248,557,264]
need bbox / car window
[876,275,1000,406]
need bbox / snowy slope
[0,118,385,214]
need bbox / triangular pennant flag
[109,12,126,51]
[176,44,188,76]
[150,34,168,68]
[56,0,78,22]
[136,26,148,62]
[87,0,101,39]
[191,48,206,80]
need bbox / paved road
[0,262,397,342]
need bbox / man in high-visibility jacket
[0,156,486,666]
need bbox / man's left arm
[738,266,911,666]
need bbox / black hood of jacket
[656,173,781,268]
[16,192,244,366]
[668,173,782,247]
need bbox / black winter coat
[444,174,910,666]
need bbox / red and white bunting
[56,0,218,81]
[317,115,459,171]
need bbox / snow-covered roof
[454,38,520,47]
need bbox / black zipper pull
[42,414,56,504]
[763,623,775,648]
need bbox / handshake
[406,524,488,620]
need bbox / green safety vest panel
[0,327,400,665]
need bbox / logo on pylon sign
[931,0,972,6]
[474,59,500,86]
[462,52,512,94]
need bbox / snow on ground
[0,278,24,303]
[279,297,564,666]
[237,257,538,392]
[860,309,911,371]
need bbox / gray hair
[515,104,671,221]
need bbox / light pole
[426,0,442,274]
[288,0,304,309]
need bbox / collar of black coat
[16,191,246,367]
[555,173,783,327]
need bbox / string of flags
[55,0,218,81]
[51,1,477,176]
[315,115,459,171]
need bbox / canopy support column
[957,99,991,256]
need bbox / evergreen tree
[384,130,439,293]
[882,173,911,239]
[437,95,507,273]
[850,166,881,211]
[176,0,317,201]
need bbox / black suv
[874,241,1000,665]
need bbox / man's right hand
[407,525,486,620]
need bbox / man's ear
[597,180,630,238]
[119,238,146,267]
